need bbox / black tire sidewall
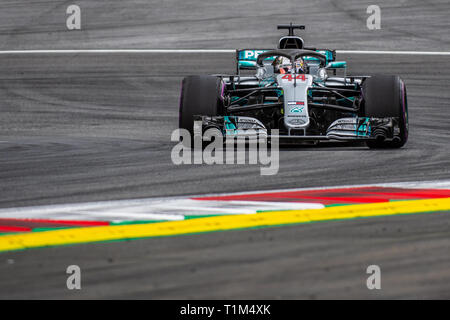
[179,75,223,136]
[363,75,408,148]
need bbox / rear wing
[236,48,337,73]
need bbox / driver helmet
[273,56,307,74]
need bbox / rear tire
[362,75,408,148]
[179,75,223,138]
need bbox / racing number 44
[282,74,306,81]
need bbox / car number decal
[281,74,306,82]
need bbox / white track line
[0,179,448,215]
[190,179,450,198]
[337,50,450,55]
[0,180,447,223]
[0,49,449,55]
[0,49,235,54]
[0,199,324,221]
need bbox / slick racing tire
[362,75,408,149]
[179,75,223,146]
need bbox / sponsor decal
[241,50,267,60]
[289,106,304,113]
[288,102,305,114]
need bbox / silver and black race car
[179,24,408,148]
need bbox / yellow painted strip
[0,197,449,252]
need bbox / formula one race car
[179,24,408,148]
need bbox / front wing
[194,115,402,142]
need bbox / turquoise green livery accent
[239,60,257,68]
[237,49,336,69]
[290,106,304,113]
[224,116,237,135]
[356,118,371,137]
[328,61,347,69]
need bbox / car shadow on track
[278,141,368,151]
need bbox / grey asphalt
[0,0,449,299]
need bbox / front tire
[179,75,223,136]
[362,75,408,148]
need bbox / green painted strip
[324,203,352,207]
[110,220,166,226]
[32,227,76,232]
[184,214,222,220]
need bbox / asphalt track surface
[0,0,449,299]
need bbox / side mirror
[256,65,274,80]
[325,61,347,77]
[239,60,257,69]
[326,61,347,69]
